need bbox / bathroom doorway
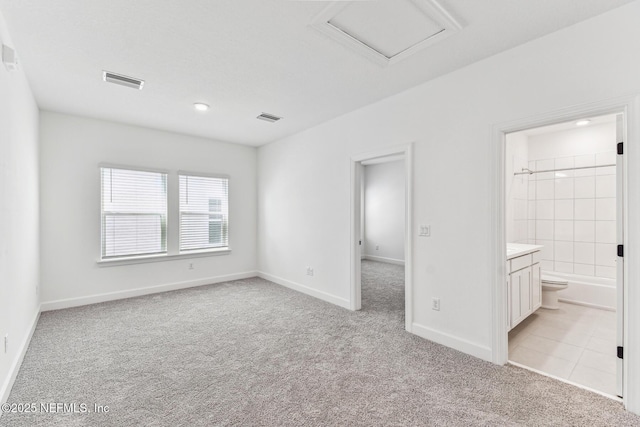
[503,112,624,398]
[350,145,413,332]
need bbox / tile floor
[508,302,618,396]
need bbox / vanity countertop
[507,243,544,260]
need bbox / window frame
[97,165,232,266]
[178,171,230,254]
[99,164,169,261]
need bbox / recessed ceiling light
[575,119,591,126]
[194,103,209,112]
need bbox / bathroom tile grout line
[509,302,617,393]
[567,346,587,379]
[528,154,617,276]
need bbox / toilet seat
[542,275,569,286]
[542,282,568,291]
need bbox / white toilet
[541,274,569,309]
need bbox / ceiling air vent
[256,112,282,123]
[102,71,144,90]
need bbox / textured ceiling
[0,0,634,146]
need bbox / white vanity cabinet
[507,249,542,331]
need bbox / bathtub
[545,271,617,311]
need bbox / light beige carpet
[1,261,637,426]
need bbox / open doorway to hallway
[351,145,413,331]
[360,158,406,327]
[504,113,624,398]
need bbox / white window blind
[179,174,229,251]
[101,167,167,259]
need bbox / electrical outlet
[306,267,314,277]
[419,225,431,237]
[432,298,440,311]
[376,245,379,250]
[4,334,8,353]
[188,263,194,270]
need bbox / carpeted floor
[1,260,638,426]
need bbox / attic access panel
[311,0,462,66]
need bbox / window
[101,167,167,259]
[179,173,229,252]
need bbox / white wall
[528,122,617,159]
[257,1,640,365]
[0,11,40,402]
[39,112,257,307]
[363,161,405,263]
[505,133,529,243]
[527,122,617,279]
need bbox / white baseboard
[1,307,40,406]
[258,271,351,310]
[40,271,258,312]
[411,322,492,362]
[362,255,405,266]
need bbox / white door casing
[350,144,413,332]
[616,113,625,397]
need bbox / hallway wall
[363,161,405,264]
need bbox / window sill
[97,248,231,267]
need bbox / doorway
[361,156,406,324]
[504,113,624,398]
[351,145,413,332]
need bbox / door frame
[616,113,625,397]
[490,94,640,411]
[350,143,414,332]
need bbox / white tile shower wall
[527,122,617,279]
[513,171,529,243]
[506,133,530,243]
